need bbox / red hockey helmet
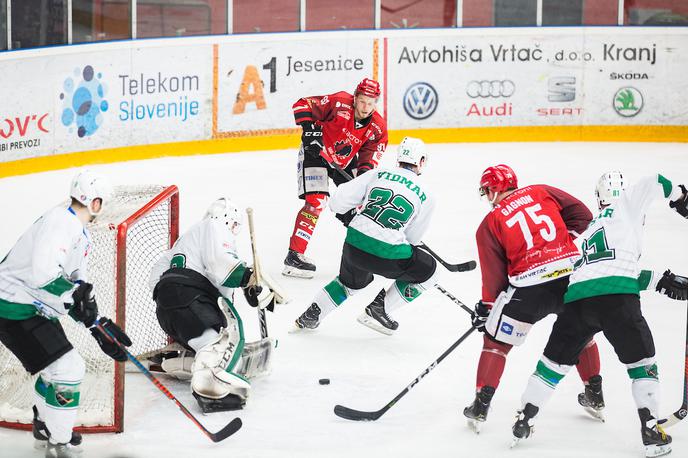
[355,78,381,98]
[479,164,518,197]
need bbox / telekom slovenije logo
[60,65,109,137]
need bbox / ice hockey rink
[0,141,687,458]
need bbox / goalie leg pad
[237,338,274,379]
[159,350,194,381]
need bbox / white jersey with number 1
[565,174,683,303]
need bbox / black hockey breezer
[463,386,496,421]
[295,303,322,329]
[364,290,398,331]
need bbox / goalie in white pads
[512,172,688,457]
[149,197,281,413]
[294,137,438,335]
[0,170,131,458]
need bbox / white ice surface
[0,142,687,458]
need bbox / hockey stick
[434,284,474,316]
[246,208,268,339]
[94,320,242,442]
[318,150,476,273]
[658,304,688,427]
[334,325,476,421]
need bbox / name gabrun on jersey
[292,91,388,172]
[565,173,685,302]
[477,184,591,304]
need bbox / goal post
[0,184,179,433]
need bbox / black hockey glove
[669,184,688,218]
[335,209,356,227]
[472,300,490,332]
[656,269,688,301]
[69,282,98,327]
[301,121,323,159]
[90,318,131,362]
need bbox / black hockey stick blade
[417,243,476,272]
[445,260,477,272]
[333,404,385,422]
[209,417,243,442]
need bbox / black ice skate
[192,391,245,413]
[283,249,316,279]
[357,290,399,336]
[463,386,496,434]
[45,442,81,458]
[294,303,322,330]
[511,402,540,448]
[639,407,672,457]
[33,406,82,451]
[578,374,606,422]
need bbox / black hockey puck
[319,378,330,385]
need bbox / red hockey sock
[476,334,512,390]
[288,195,325,254]
[575,339,600,383]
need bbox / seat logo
[466,80,515,98]
[403,82,438,120]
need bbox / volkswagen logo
[466,80,515,98]
[403,82,438,120]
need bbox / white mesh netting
[0,185,176,429]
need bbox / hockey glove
[69,282,98,327]
[301,121,324,159]
[472,300,490,332]
[656,269,688,301]
[669,184,688,218]
[243,284,276,311]
[91,318,131,362]
[335,209,356,227]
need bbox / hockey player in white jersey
[511,172,688,457]
[294,137,438,334]
[0,169,131,458]
[149,197,281,413]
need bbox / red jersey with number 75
[292,91,388,174]
[476,184,592,304]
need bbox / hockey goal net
[0,184,179,433]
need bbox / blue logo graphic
[403,82,438,120]
[500,322,514,335]
[60,66,108,138]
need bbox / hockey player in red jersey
[283,78,388,278]
[463,164,603,432]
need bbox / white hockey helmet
[595,171,625,209]
[70,169,112,216]
[397,137,428,174]
[205,197,243,235]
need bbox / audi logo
[466,80,515,98]
[403,82,438,120]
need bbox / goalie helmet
[397,137,427,174]
[70,169,112,216]
[595,171,625,209]
[205,197,243,235]
[355,78,381,99]
[479,164,518,197]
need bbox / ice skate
[578,374,605,422]
[283,249,316,279]
[463,386,495,434]
[639,408,672,457]
[32,406,82,451]
[294,303,322,330]
[45,442,82,458]
[511,402,539,448]
[357,290,398,336]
